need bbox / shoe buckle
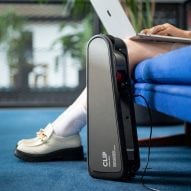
[37,130,48,142]
[36,124,53,142]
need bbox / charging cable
[134,94,161,191]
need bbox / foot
[15,124,84,162]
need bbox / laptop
[90,0,191,44]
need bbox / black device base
[87,34,140,180]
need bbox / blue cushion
[134,83,191,122]
[134,45,191,85]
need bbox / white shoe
[17,124,52,146]
[15,124,84,162]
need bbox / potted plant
[0,10,33,90]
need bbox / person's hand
[140,23,191,38]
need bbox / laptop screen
[90,0,136,39]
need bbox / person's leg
[124,39,185,73]
[52,88,87,137]
[17,88,87,146]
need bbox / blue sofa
[133,45,191,146]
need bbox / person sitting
[15,23,191,161]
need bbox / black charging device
[87,34,140,180]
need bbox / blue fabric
[134,45,191,85]
[134,83,191,122]
[1,108,191,191]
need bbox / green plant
[0,10,24,45]
[55,15,92,69]
[53,0,92,69]
[63,0,91,19]
[122,0,155,32]
[0,10,33,89]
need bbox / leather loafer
[15,124,84,162]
